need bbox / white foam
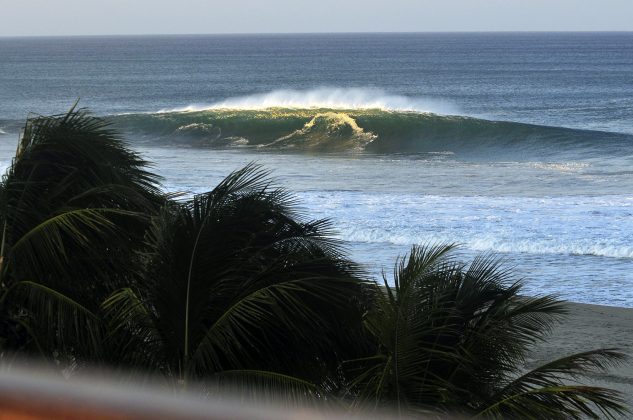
[157,88,458,114]
[296,191,633,260]
[340,228,633,259]
[528,162,591,173]
[467,237,633,259]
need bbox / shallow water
[129,146,633,307]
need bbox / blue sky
[1,0,632,36]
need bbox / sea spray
[156,87,458,114]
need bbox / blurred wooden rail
[0,366,328,420]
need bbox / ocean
[1,33,632,306]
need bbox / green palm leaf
[347,244,629,419]
[11,281,103,359]
[207,369,329,407]
[103,163,368,390]
[9,208,139,279]
[478,349,628,419]
[0,106,163,360]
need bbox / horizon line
[1,30,633,39]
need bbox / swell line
[109,107,633,160]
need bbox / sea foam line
[341,228,633,260]
[156,87,458,114]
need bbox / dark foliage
[345,245,628,418]
[0,108,627,418]
[103,164,371,390]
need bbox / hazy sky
[1,0,632,36]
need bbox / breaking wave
[108,91,633,159]
[344,229,633,259]
[156,88,456,114]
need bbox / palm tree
[345,244,628,419]
[102,164,370,397]
[0,107,627,418]
[0,106,163,361]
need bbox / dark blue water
[1,33,632,306]
[1,33,633,132]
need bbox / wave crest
[345,228,633,259]
[158,88,457,114]
[264,112,376,151]
[110,106,633,159]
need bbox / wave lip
[157,88,458,114]
[111,98,633,159]
[263,112,376,152]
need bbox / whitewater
[1,33,632,306]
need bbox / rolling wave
[345,229,633,259]
[110,106,633,159]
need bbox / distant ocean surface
[1,33,632,306]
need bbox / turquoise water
[0,33,632,306]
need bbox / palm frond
[101,288,167,371]
[478,385,628,419]
[206,369,329,408]
[10,281,103,359]
[9,208,138,276]
[0,106,164,360]
[347,244,627,419]
[489,348,627,399]
[108,163,369,388]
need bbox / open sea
[1,33,632,306]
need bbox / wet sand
[528,301,633,408]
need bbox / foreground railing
[0,364,421,420]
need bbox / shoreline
[529,301,633,407]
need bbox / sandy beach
[528,301,633,407]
